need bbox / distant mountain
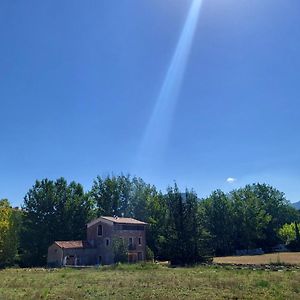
[291,201,300,210]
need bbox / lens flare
[135,0,203,169]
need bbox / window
[128,237,133,246]
[138,237,142,245]
[121,225,144,231]
[105,238,110,247]
[97,224,103,236]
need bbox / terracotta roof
[54,241,93,249]
[101,216,147,225]
[87,216,147,227]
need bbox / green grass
[1,264,300,299]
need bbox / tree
[280,222,300,251]
[251,183,296,247]
[184,190,211,263]
[144,192,168,260]
[91,175,129,217]
[165,185,211,265]
[279,223,296,244]
[112,238,128,263]
[291,221,300,251]
[0,199,20,267]
[230,186,271,250]
[91,174,158,220]
[20,178,94,266]
[200,183,298,254]
[145,246,154,261]
[201,190,235,256]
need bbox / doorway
[128,253,137,263]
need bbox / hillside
[291,201,300,210]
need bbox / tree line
[1,175,299,267]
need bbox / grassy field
[1,264,300,299]
[214,252,300,265]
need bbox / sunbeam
[135,0,203,170]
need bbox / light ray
[136,0,203,169]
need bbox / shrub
[112,238,128,263]
[146,246,154,262]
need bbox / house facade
[47,216,147,267]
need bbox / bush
[112,238,128,263]
[146,246,154,262]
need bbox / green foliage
[201,183,300,255]
[91,175,126,217]
[230,185,272,250]
[90,174,159,220]
[279,223,296,244]
[0,199,20,267]
[164,185,212,265]
[284,222,300,251]
[201,190,235,256]
[295,222,300,242]
[145,246,154,261]
[112,238,128,263]
[255,279,270,288]
[20,178,94,266]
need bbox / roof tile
[101,216,147,225]
[55,240,93,249]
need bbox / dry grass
[214,252,300,265]
[1,264,300,299]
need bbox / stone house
[47,216,147,267]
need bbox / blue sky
[1,0,300,206]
